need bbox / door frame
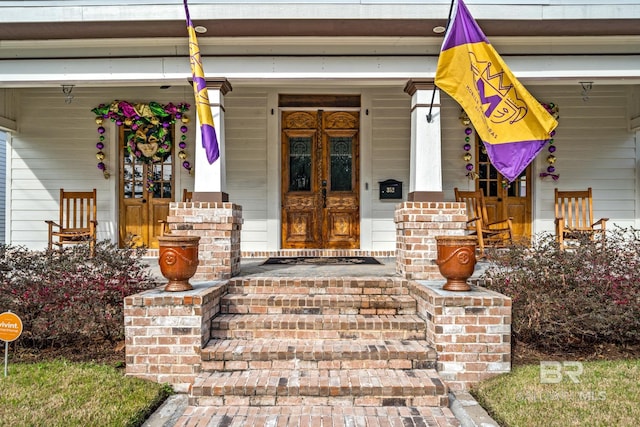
[279,99,361,250]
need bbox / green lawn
[472,359,640,427]
[0,360,171,427]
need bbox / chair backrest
[182,189,193,202]
[59,189,97,231]
[554,188,594,231]
[454,188,490,225]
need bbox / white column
[193,79,232,202]
[404,80,444,201]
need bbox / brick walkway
[175,405,459,426]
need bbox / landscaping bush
[0,241,159,348]
[481,227,640,352]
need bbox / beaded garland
[539,102,560,181]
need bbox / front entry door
[119,126,174,249]
[281,110,360,249]
[476,138,532,243]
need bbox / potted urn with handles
[435,235,477,291]
[157,234,201,292]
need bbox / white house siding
[531,85,638,235]
[9,86,195,249]
[0,131,6,243]
[224,88,270,252]
[369,88,411,251]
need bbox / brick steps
[210,314,427,340]
[226,277,410,296]
[175,405,460,427]
[201,338,437,370]
[189,368,447,407]
[221,293,417,315]
[181,276,454,425]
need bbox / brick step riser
[211,318,427,332]
[201,359,437,371]
[227,280,408,286]
[220,306,417,315]
[220,294,418,309]
[226,286,409,295]
[190,395,448,408]
[210,330,426,340]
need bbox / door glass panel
[123,155,134,199]
[477,140,499,197]
[329,136,352,191]
[134,163,144,198]
[289,136,312,192]
[151,159,173,199]
[508,172,527,197]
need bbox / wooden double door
[476,138,532,243]
[118,127,173,249]
[281,110,360,249]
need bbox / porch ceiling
[2,18,640,41]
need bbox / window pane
[330,136,352,191]
[289,137,312,191]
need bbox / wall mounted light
[579,81,593,102]
[61,85,75,104]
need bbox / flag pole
[427,0,456,123]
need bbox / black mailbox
[379,179,403,200]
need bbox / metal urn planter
[435,235,477,292]
[157,235,201,292]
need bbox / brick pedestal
[394,202,467,280]
[408,280,512,391]
[124,282,228,392]
[166,202,243,280]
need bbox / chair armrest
[486,218,512,230]
[466,216,481,224]
[592,218,609,229]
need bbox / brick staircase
[175,277,461,426]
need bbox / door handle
[142,199,147,204]
[322,188,327,208]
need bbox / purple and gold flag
[184,0,219,164]
[435,0,557,182]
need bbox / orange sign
[0,312,23,342]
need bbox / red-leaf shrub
[0,241,159,348]
[481,227,640,352]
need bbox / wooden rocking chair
[454,188,514,254]
[45,189,98,256]
[554,188,608,249]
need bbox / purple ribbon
[539,172,559,181]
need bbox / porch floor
[144,257,490,280]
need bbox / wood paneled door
[119,126,174,249]
[281,110,360,249]
[476,137,532,244]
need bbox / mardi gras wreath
[91,100,191,165]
